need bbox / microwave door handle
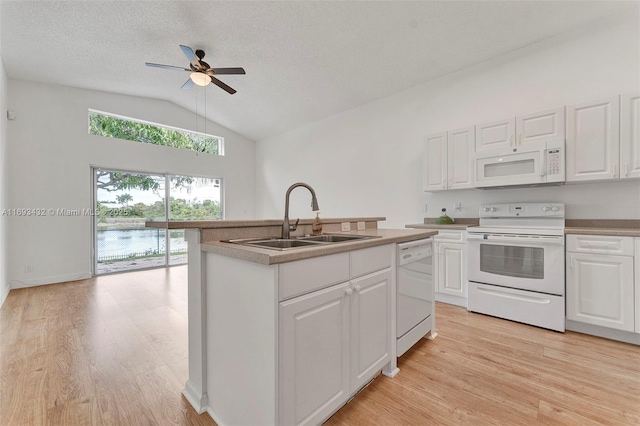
[540,150,546,176]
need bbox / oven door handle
[467,233,564,245]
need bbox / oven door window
[479,244,544,279]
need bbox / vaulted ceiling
[1,1,636,141]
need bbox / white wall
[0,55,9,306]
[256,13,640,227]
[6,80,255,288]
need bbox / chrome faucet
[282,182,320,239]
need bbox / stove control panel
[479,203,564,218]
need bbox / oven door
[467,233,565,295]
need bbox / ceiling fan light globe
[190,72,210,86]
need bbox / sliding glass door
[93,168,222,275]
[168,175,222,265]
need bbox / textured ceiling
[1,1,636,142]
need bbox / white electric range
[466,203,565,332]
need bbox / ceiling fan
[145,45,245,94]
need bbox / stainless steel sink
[297,234,379,243]
[223,238,324,251]
[223,234,380,251]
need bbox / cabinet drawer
[434,230,466,243]
[279,252,350,301]
[566,234,634,256]
[350,244,393,279]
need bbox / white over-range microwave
[474,139,565,188]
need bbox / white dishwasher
[396,238,435,356]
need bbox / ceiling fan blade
[210,67,246,75]
[210,76,237,94]
[181,78,194,90]
[145,62,190,72]
[179,45,201,66]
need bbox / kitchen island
[146,218,437,425]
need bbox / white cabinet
[566,235,635,332]
[279,282,351,426]
[475,107,565,152]
[620,93,640,179]
[279,247,393,425]
[423,132,447,191]
[201,244,395,426]
[349,269,392,391]
[447,127,475,189]
[636,238,640,333]
[423,128,474,191]
[566,96,621,182]
[433,230,467,306]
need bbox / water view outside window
[95,169,222,274]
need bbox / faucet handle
[289,218,300,232]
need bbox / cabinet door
[635,239,640,333]
[566,96,620,182]
[350,269,391,393]
[437,243,466,297]
[620,92,640,179]
[423,132,448,191]
[566,253,634,332]
[475,117,515,152]
[516,106,565,147]
[279,282,350,426]
[447,126,475,189]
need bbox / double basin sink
[224,234,381,251]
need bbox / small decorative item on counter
[312,212,323,235]
[436,208,455,225]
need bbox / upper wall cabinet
[423,127,474,191]
[423,132,447,191]
[566,96,621,182]
[475,107,565,152]
[620,93,640,179]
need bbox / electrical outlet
[454,202,462,211]
[24,265,33,273]
[341,222,351,232]
[357,221,365,231]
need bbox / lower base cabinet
[279,269,392,425]
[433,231,467,307]
[566,235,635,332]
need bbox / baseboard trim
[0,282,10,308]
[435,292,467,308]
[182,381,208,414]
[10,272,92,289]
[566,320,640,345]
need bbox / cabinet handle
[354,285,362,292]
[510,134,515,147]
[613,163,618,178]
[624,163,629,177]
[569,255,574,269]
[345,288,353,296]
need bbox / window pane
[89,110,223,155]
[169,176,222,265]
[95,171,167,274]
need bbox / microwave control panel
[546,149,561,175]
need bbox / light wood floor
[1,268,639,425]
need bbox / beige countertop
[564,227,640,237]
[564,219,640,237]
[406,217,479,230]
[146,217,386,229]
[201,228,438,265]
